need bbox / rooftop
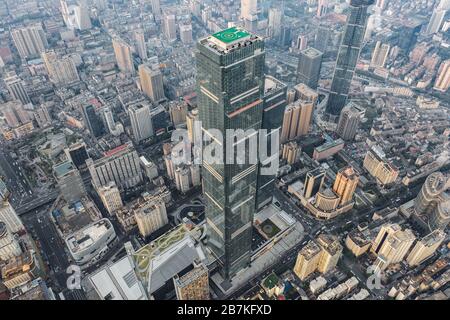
[211,27,250,45]
[53,161,76,178]
[66,218,113,254]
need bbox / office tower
[268,8,282,38]
[0,201,24,234]
[363,146,399,185]
[336,102,365,141]
[140,156,159,180]
[53,161,86,204]
[169,102,188,126]
[186,108,199,143]
[434,60,450,92]
[303,168,326,199]
[325,0,375,118]
[256,76,287,210]
[34,104,52,128]
[316,234,343,274]
[60,0,71,27]
[134,199,168,238]
[426,4,447,35]
[97,182,123,216]
[42,51,79,85]
[370,41,390,68]
[82,104,105,138]
[333,166,359,206]
[134,30,147,60]
[163,14,177,41]
[129,103,153,143]
[372,224,416,270]
[296,35,308,51]
[174,261,210,300]
[429,201,450,231]
[103,107,123,136]
[139,63,165,103]
[313,25,330,54]
[197,27,265,279]
[0,221,22,261]
[179,24,193,44]
[11,24,48,59]
[241,0,257,20]
[87,143,143,190]
[175,166,191,193]
[317,0,328,18]
[151,0,161,16]
[112,38,135,74]
[296,47,323,90]
[407,230,446,267]
[74,1,92,30]
[282,142,300,165]
[65,142,89,170]
[278,26,291,47]
[3,72,30,105]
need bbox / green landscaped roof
[212,27,250,44]
[262,272,280,289]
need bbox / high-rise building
[280,84,318,142]
[129,102,153,143]
[241,0,257,20]
[0,201,24,234]
[325,0,374,118]
[425,6,447,35]
[303,168,326,199]
[82,104,105,138]
[169,102,188,126]
[134,30,147,60]
[53,161,86,204]
[371,224,416,270]
[11,24,48,59]
[256,76,287,210]
[333,166,359,206]
[336,102,365,141]
[375,0,388,11]
[34,104,52,128]
[112,38,135,74]
[197,27,265,279]
[0,179,9,201]
[296,47,323,90]
[1,101,30,128]
[150,0,161,16]
[134,198,168,238]
[278,26,291,47]
[282,142,300,165]
[97,182,123,216]
[139,63,165,103]
[163,14,177,41]
[434,60,450,92]
[293,240,322,281]
[0,221,22,261]
[406,230,446,267]
[173,261,210,300]
[370,41,390,68]
[87,143,143,190]
[267,7,282,39]
[317,0,328,18]
[313,25,330,54]
[65,142,90,170]
[316,234,343,274]
[42,51,79,85]
[74,1,92,30]
[179,24,193,44]
[186,108,199,143]
[363,146,399,185]
[3,72,30,105]
[103,107,124,136]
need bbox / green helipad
[212,27,250,44]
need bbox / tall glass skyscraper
[326,0,374,117]
[196,27,265,279]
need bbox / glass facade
[196,29,265,279]
[326,0,374,117]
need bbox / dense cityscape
[0,0,449,304]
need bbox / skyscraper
[333,166,359,206]
[179,24,193,44]
[434,60,450,92]
[197,27,265,279]
[134,198,168,238]
[303,168,326,199]
[425,0,449,35]
[325,0,375,118]
[139,63,165,103]
[267,7,282,39]
[53,161,86,204]
[296,47,323,90]
[134,30,147,60]
[112,37,135,74]
[406,230,445,267]
[82,104,105,138]
[11,24,48,59]
[97,182,123,216]
[150,0,161,16]
[128,102,153,143]
[241,0,257,20]
[3,72,31,105]
[74,1,92,30]
[336,102,365,141]
[163,14,177,41]
[42,51,80,85]
[0,201,24,234]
